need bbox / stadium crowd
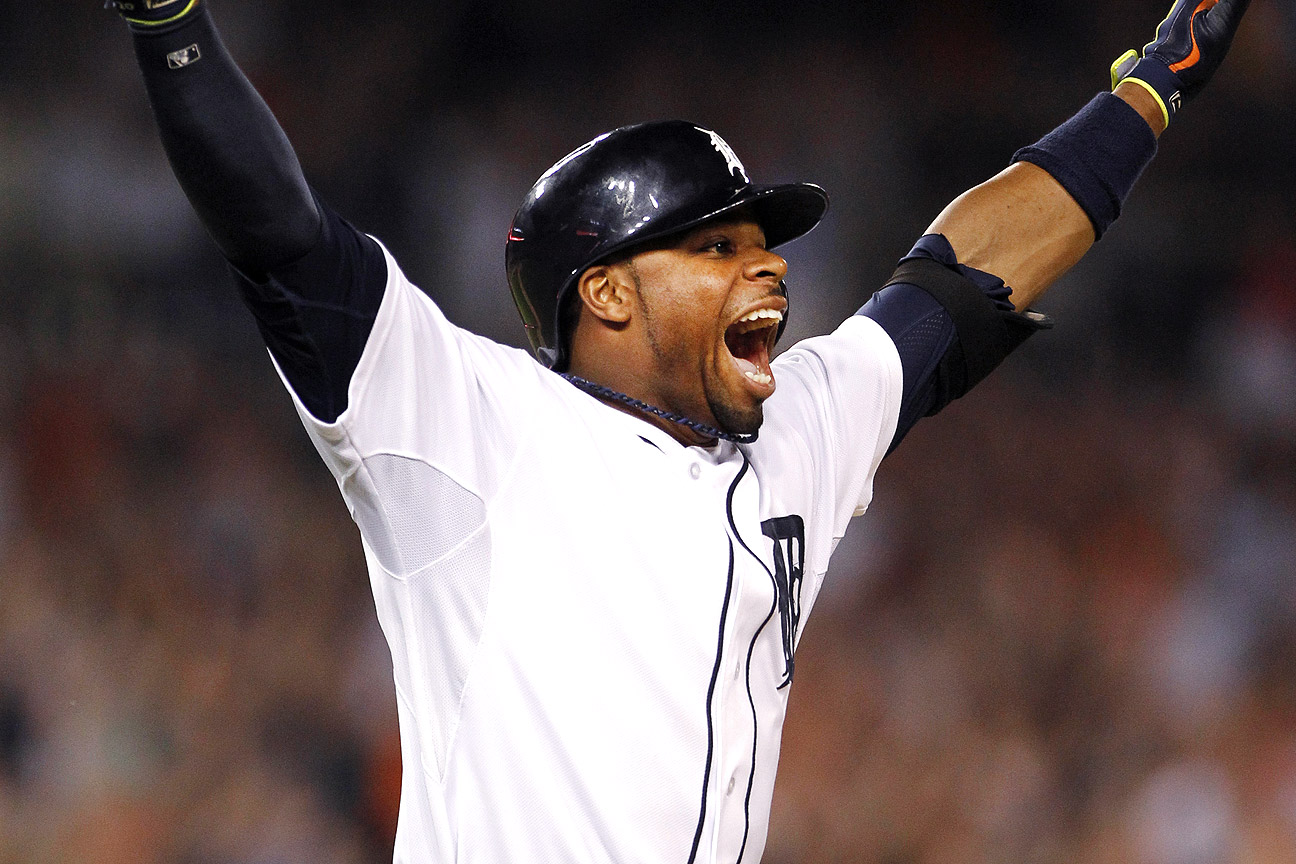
[0,1,1293,861]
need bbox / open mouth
[724,308,782,390]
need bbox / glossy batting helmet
[505,120,829,370]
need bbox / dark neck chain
[560,373,758,444]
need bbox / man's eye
[703,239,731,254]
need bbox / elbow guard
[883,256,1052,400]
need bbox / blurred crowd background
[1,0,1293,861]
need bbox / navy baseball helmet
[505,121,829,369]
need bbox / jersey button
[727,775,737,795]
[689,463,701,479]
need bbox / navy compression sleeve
[129,5,319,276]
[232,194,387,423]
[130,5,387,421]
[860,234,1050,452]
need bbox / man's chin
[711,399,765,437]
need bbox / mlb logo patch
[167,44,201,69]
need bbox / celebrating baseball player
[110,0,1249,860]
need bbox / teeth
[744,370,773,386]
[732,308,784,334]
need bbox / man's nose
[745,247,788,283]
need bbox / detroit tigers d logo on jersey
[761,515,805,688]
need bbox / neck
[559,373,755,445]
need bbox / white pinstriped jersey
[273,242,903,863]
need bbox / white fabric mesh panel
[359,453,486,576]
[356,453,494,778]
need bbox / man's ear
[576,263,635,324]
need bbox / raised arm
[927,89,1158,311]
[111,0,319,276]
[932,0,1250,308]
[863,0,1250,451]
[925,83,1163,311]
[113,0,388,422]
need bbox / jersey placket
[698,451,781,864]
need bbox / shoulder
[748,316,903,520]
[767,315,903,420]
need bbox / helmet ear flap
[549,282,587,371]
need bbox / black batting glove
[1111,0,1251,128]
[105,0,202,32]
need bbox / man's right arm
[116,0,387,422]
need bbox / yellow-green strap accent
[1110,49,1140,90]
[122,0,198,27]
[1110,49,1172,130]
[1118,75,1172,130]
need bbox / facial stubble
[629,263,765,436]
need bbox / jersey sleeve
[268,241,547,579]
[757,314,904,531]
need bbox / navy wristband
[1011,92,1158,240]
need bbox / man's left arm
[864,0,1250,451]
[926,78,1168,310]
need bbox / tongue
[727,326,772,376]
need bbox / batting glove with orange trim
[1111,0,1251,127]
[105,0,201,32]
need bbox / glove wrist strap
[107,0,201,33]
[1116,56,1183,128]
